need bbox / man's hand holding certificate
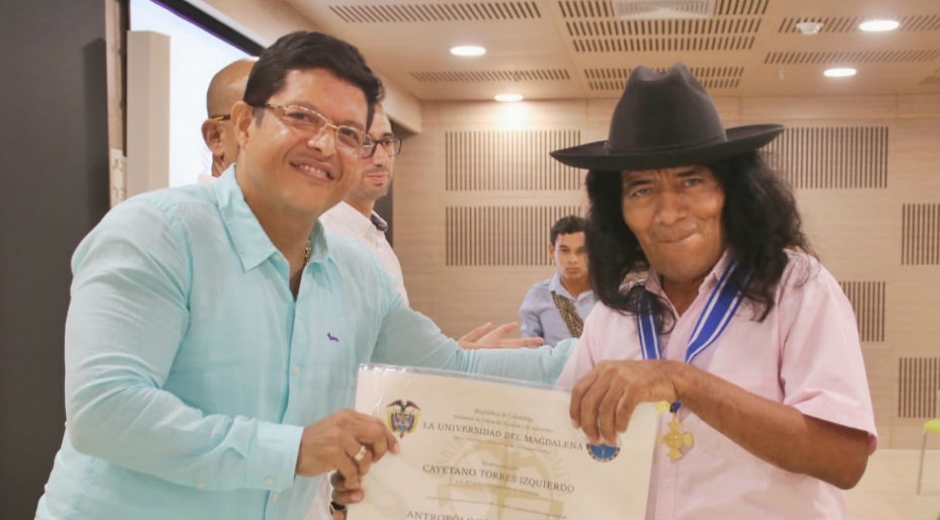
[339,365,658,520]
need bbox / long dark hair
[585,150,812,331]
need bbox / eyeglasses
[361,136,402,158]
[258,103,368,152]
[209,114,231,121]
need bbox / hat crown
[548,61,784,171]
[607,63,727,156]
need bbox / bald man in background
[196,60,536,350]
[198,58,256,183]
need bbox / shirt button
[196,482,207,489]
[271,492,279,502]
[264,477,274,486]
[292,365,301,375]
[662,480,673,488]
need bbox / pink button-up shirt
[557,251,877,520]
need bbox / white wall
[129,0,250,188]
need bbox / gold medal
[639,262,745,460]
[660,404,693,459]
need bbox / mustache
[362,166,390,175]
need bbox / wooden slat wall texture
[393,94,940,448]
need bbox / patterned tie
[551,290,584,338]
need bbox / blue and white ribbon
[638,260,748,363]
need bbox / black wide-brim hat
[551,63,784,171]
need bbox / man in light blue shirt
[36,31,571,520]
[519,216,598,346]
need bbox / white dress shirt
[319,201,409,306]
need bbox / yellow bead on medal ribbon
[655,401,671,413]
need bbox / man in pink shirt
[550,63,877,519]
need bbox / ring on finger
[329,501,346,515]
[353,445,367,462]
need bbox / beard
[353,167,391,202]
[351,183,389,203]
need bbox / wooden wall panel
[898,357,940,418]
[902,203,940,265]
[446,205,582,266]
[392,94,940,448]
[765,126,888,189]
[839,281,886,343]
[445,130,581,191]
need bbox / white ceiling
[278,0,940,101]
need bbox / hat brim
[550,124,785,171]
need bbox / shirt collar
[214,166,333,271]
[308,220,332,265]
[548,271,594,301]
[548,272,572,299]
[645,249,733,298]
[328,201,387,237]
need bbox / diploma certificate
[349,365,658,520]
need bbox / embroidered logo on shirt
[327,333,339,342]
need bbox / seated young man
[519,215,598,346]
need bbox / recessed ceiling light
[450,45,486,57]
[795,21,823,35]
[824,67,857,78]
[859,19,900,32]
[495,93,524,102]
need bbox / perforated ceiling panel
[778,16,865,33]
[558,0,614,18]
[574,35,754,52]
[565,17,761,37]
[584,65,742,90]
[289,0,940,99]
[411,69,571,82]
[901,14,940,31]
[609,0,715,19]
[558,0,767,18]
[765,49,940,65]
[329,1,541,23]
[560,0,761,53]
[778,14,940,33]
[922,67,940,85]
[714,0,767,15]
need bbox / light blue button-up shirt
[519,272,598,347]
[37,170,573,520]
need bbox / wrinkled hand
[457,322,544,350]
[295,409,399,491]
[570,360,679,445]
